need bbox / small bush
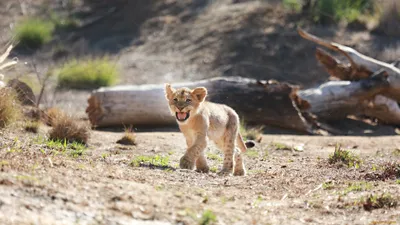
[57,57,118,89]
[0,88,21,128]
[48,113,90,144]
[283,0,302,12]
[14,18,54,49]
[328,144,362,168]
[293,0,377,24]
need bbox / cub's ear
[164,83,175,100]
[191,87,207,102]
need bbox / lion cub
[164,84,255,176]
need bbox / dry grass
[365,161,400,181]
[328,144,362,168]
[48,113,90,144]
[116,127,137,145]
[0,88,22,128]
[42,107,66,126]
[240,121,263,142]
[24,120,39,133]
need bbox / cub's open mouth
[176,111,190,122]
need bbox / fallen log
[298,28,400,101]
[86,76,315,133]
[297,71,389,120]
[86,74,400,133]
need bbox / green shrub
[14,18,54,49]
[57,57,118,89]
[311,0,376,24]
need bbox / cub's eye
[186,99,192,103]
[173,98,178,102]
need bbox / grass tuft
[14,18,54,49]
[342,182,372,195]
[199,209,217,225]
[56,57,118,89]
[130,155,170,168]
[0,88,22,128]
[116,127,137,145]
[48,113,90,145]
[328,144,362,168]
[24,120,40,133]
[365,161,400,181]
[362,193,398,211]
[239,121,263,142]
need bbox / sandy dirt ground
[1,126,399,225]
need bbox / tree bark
[297,71,389,120]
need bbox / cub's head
[164,84,207,123]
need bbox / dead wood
[298,28,400,102]
[86,77,315,133]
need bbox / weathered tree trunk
[297,71,389,119]
[86,76,314,133]
[298,28,400,101]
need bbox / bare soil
[1,1,400,224]
[1,126,399,225]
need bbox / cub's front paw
[179,156,195,170]
[196,165,210,173]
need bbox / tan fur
[164,84,250,176]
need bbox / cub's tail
[237,133,256,153]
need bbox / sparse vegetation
[14,18,54,49]
[0,88,21,128]
[56,57,118,89]
[209,166,218,173]
[43,107,65,126]
[322,181,334,190]
[288,0,377,24]
[328,144,362,168]
[116,127,137,145]
[342,182,372,195]
[24,121,39,133]
[365,161,400,181]
[270,142,292,151]
[206,152,222,162]
[362,193,398,211]
[130,155,170,168]
[48,113,90,144]
[199,209,217,225]
[245,149,259,158]
[239,121,263,142]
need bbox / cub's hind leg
[233,148,246,176]
[218,133,236,176]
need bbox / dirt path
[1,129,399,225]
